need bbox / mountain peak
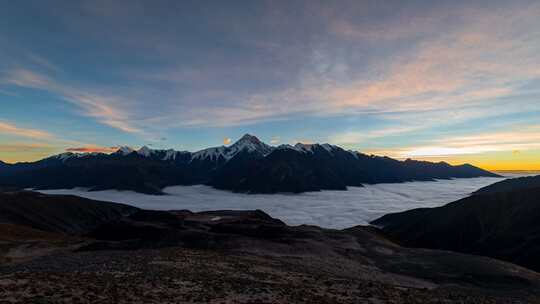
[230,134,272,155]
[234,134,261,145]
[51,152,75,162]
[116,146,135,155]
[137,146,153,157]
[192,134,273,162]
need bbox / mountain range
[0,134,500,194]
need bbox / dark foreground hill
[474,174,540,194]
[372,175,540,272]
[0,134,499,194]
[1,191,539,303]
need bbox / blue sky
[0,0,539,169]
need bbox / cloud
[25,52,60,72]
[3,68,141,133]
[65,146,119,153]
[171,2,540,130]
[4,69,51,88]
[0,142,52,153]
[329,125,422,146]
[0,88,19,97]
[375,126,540,158]
[2,1,539,140]
[63,91,141,133]
[38,177,503,229]
[270,137,280,145]
[0,121,52,139]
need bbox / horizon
[1,1,540,170]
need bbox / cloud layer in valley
[39,176,508,229]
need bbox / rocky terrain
[372,175,540,273]
[1,191,539,303]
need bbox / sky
[0,0,539,170]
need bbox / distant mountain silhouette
[0,134,499,194]
[372,175,540,272]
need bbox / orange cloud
[65,146,119,153]
[0,121,52,139]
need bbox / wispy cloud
[3,68,141,133]
[329,125,422,146]
[0,142,52,153]
[0,121,52,139]
[325,7,539,113]
[270,136,280,145]
[373,126,540,158]
[25,52,60,72]
[169,3,540,129]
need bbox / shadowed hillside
[372,176,540,272]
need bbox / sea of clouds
[38,176,513,229]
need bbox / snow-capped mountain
[48,152,106,163]
[289,143,339,154]
[192,134,274,161]
[116,146,135,156]
[59,134,338,163]
[0,134,500,194]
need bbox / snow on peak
[192,134,274,162]
[320,143,337,153]
[230,134,273,154]
[52,152,75,162]
[50,151,104,162]
[293,143,314,152]
[233,133,260,145]
[191,146,228,161]
[276,143,341,154]
[137,146,153,157]
[162,149,178,161]
[116,146,135,155]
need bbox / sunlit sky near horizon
[1,0,539,170]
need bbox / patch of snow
[320,143,336,153]
[117,146,135,155]
[192,146,227,161]
[137,146,153,157]
[162,149,178,161]
[191,134,274,162]
[349,151,360,159]
[53,152,75,162]
[51,151,110,162]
